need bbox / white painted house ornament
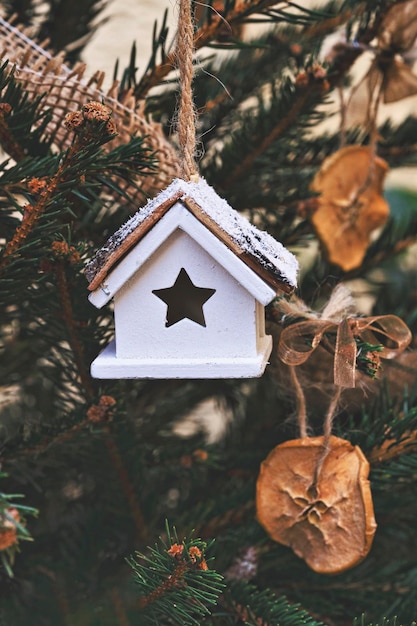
[85,177,299,379]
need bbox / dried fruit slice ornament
[256,435,377,574]
[310,146,389,271]
[375,0,417,104]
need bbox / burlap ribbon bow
[278,315,412,388]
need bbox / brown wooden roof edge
[86,190,183,292]
[183,197,295,294]
[86,179,298,295]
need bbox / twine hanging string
[290,364,341,449]
[176,0,199,181]
[289,365,308,439]
[290,364,342,491]
[312,385,343,489]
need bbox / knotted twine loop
[176,0,199,181]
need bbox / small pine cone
[82,102,112,123]
[28,177,48,194]
[65,103,117,137]
[167,543,184,558]
[87,395,116,423]
[105,119,118,136]
[365,350,382,377]
[64,111,84,131]
[0,103,12,116]
[50,241,81,264]
[295,71,309,87]
[0,508,20,551]
[99,396,116,409]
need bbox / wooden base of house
[90,337,273,379]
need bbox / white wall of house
[114,228,259,360]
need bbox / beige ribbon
[278,315,412,388]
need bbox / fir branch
[103,427,149,545]
[0,101,116,271]
[302,5,359,39]
[0,150,70,271]
[368,430,417,465]
[136,0,376,107]
[2,396,117,463]
[219,80,321,192]
[0,61,52,159]
[53,575,72,625]
[138,560,190,609]
[129,525,224,625]
[339,384,417,463]
[0,473,38,577]
[135,0,340,99]
[110,587,130,626]
[36,0,109,63]
[197,501,254,539]
[219,581,326,626]
[0,102,25,161]
[54,260,95,401]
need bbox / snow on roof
[85,177,298,291]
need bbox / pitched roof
[85,177,298,293]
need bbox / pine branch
[27,0,109,63]
[109,587,131,626]
[218,581,326,626]
[129,524,224,625]
[219,78,324,192]
[103,427,149,545]
[54,260,95,401]
[0,473,37,577]
[369,430,417,464]
[0,61,52,160]
[338,384,417,464]
[0,101,127,272]
[134,0,346,99]
[0,102,25,161]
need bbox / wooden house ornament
[85,178,298,378]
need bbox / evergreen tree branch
[138,560,190,609]
[54,260,95,402]
[53,575,72,625]
[2,396,115,462]
[302,5,359,39]
[368,430,417,465]
[103,426,149,545]
[2,3,417,622]
[197,501,254,539]
[0,473,38,577]
[0,101,117,271]
[135,0,350,99]
[0,103,25,161]
[129,525,224,625]
[0,148,73,271]
[0,61,53,159]
[218,581,326,626]
[110,587,130,626]
[219,80,321,192]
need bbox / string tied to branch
[176,0,199,182]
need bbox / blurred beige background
[83,0,417,192]
[84,0,175,83]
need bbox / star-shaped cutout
[152,268,216,328]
